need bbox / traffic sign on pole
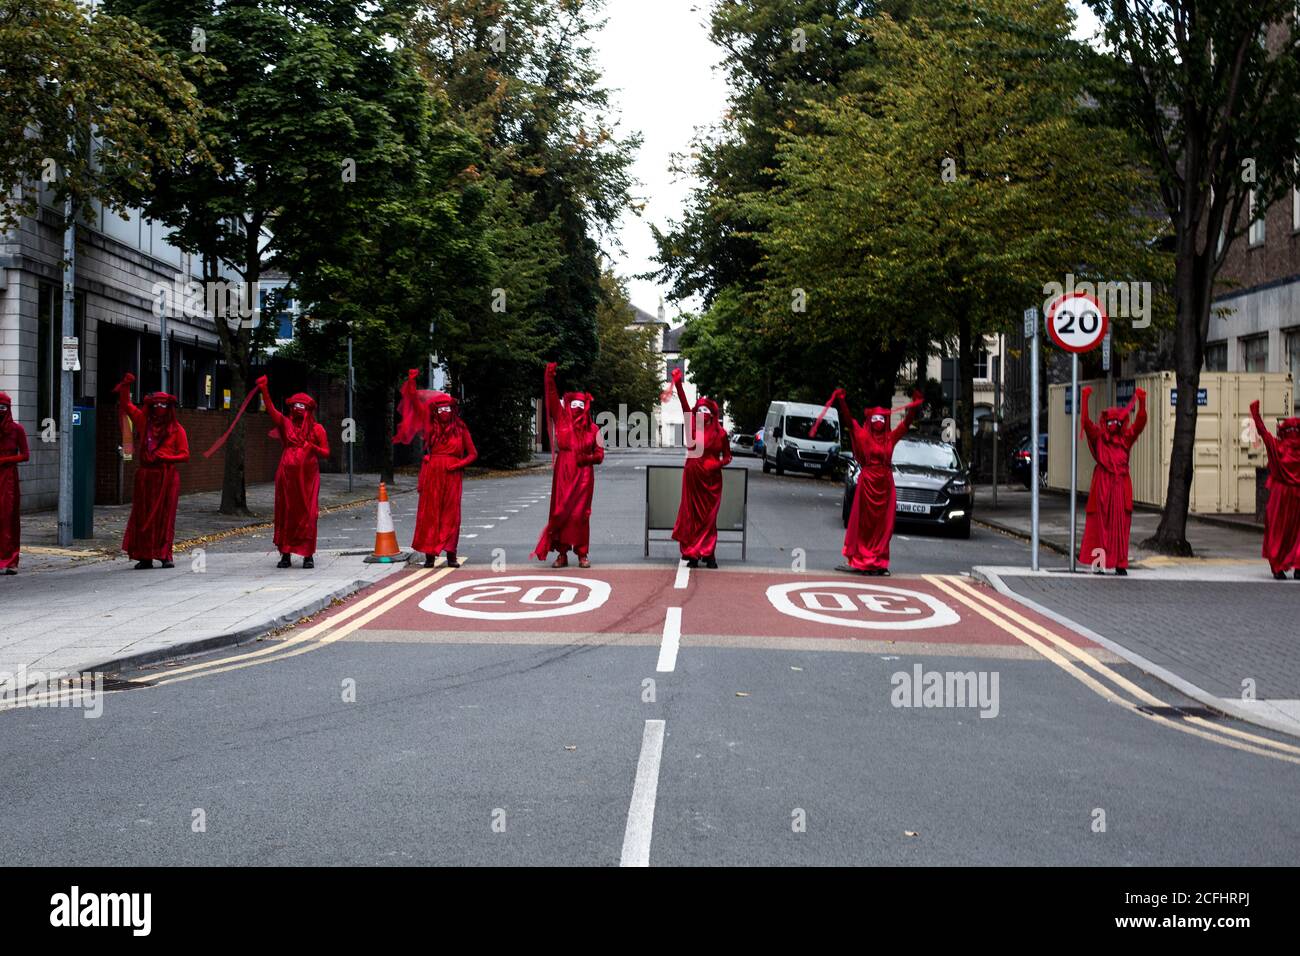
[1045,292,1108,354]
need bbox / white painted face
[570,399,585,411]
[291,403,307,411]
[869,414,886,425]
[436,405,452,415]
[0,405,9,414]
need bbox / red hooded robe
[670,374,731,559]
[259,380,329,557]
[0,392,31,570]
[533,363,603,559]
[1250,403,1300,574]
[395,372,478,556]
[832,391,921,571]
[116,379,189,562]
[1079,387,1147,570]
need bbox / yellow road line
[132,560,436,684]
[941,575,1300,758]
[146,561,464,688]
[924,575,1300,766]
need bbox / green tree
[0,0,212,229]
[743,0,1170,458]
[107,0,434,513]
[416,0,640,464]
[582,269,662,419]
[1084,0,1300,555]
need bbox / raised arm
[832,389,858,431]
[256,376,285,430]
[544,362,562,421]
[890,391,923,445]
[1250,399,1278,458]
[1079,386,1099,441]
[114,373,144,431]
[671,366,691,416]
[1126,388,1148,447]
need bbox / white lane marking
[656,607,682,672]
[674,560,690,590]
[461,534,478,539]
[620,719,667,868]
[464,525,495,529]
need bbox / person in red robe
[823,387,922,575]
[1249,400,1300,580]
[1079,385,1147,575]
[670,367,731,567]
[256,376,329,569]
[114,373,189,569]
[533,362,603,568]
[394,370,478,568]
[0,392,31,575]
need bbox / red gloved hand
[408,368,419,380]
[1081,385,1093,400]
[1251,399,1261,414]
[672,367,683,384]
[1135,387,1147,401]
[256,375,269,389]
[546,361,558,375]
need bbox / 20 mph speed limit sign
[1045,292,1108,353]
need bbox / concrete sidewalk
[15,472,410,574]
[0,549,405,694]
[973,483,1266,569]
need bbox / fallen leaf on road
[904,830,919,838]
[735,692,750,697]
[564,745,577,751]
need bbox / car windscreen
[893,441,960,470]
[785,415,837,441]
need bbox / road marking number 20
[420,576,611,621]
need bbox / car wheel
[951,519,971,540]
[762,458,771,474]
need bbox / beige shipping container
[1047,371,1293,514]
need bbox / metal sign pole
[1069,352,1079,573]
[1027,308,1040,571]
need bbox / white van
[762,401,840,478]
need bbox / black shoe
[1115,568,1127,576]
[1275,571,1288,580]
[133,560,153,570]
[686,558,699,569]
[1294,570,1299,581]
[3,568,15,575]
[445,553,459,568]
[277,554,292,569]
[424,554,438,569]
[160,560,174,569]
[302,556,314,569]
[703,556,718,569]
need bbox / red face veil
[865,407,890,435]
[1102,407,1129,438]
[142,393,180,452]
[0,391,13,435]
[563,392,593,430]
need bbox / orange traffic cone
[363,482,409,563]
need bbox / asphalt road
[3,450,1298,866]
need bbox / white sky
[595,0,1103,320]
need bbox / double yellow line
[924,574,1300,766]
[0,560,464,711]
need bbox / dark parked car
[841,437,972,538]
[1010,434,1048,489]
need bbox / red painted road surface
[348,566,1100,649]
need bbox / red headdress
[141,392,180,455]
[272,392,319,444]
[0,391,14,437]
[1278,417,1300,439]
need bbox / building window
[1204,341,1228,372]
[974,347,990,380]
[1248,189,1265,245]
[1242,335,1270,372]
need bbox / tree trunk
[219,364,250,515]
[1141,231,1207,557]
